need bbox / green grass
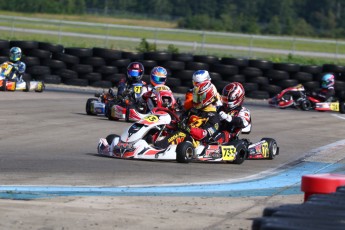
[1,10,345,65]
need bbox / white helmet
[192,70,211,87]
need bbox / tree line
[1,0,344,38]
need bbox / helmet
[127,62,144,83]
[221,82,245,109]
[192,70,211,87]
[9,47,22,62]
[321,73,335,89]
[192,83,217,109]
[150,66,167,86]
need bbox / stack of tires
[1,40,344,100]
[253,186,345,230]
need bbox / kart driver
[184,70,221,111]
[214,82,252,143]
[140,66,168,112]
[310,73,336,102]
[0,47,26,82]
[155,82,221,148]
[115,61,147,97]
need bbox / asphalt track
[1,85,345,230]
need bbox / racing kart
[97,108,279,164]
[268,84,312,110]
[85,89,115,115]
[309,95,345,113]
[0,62,44,92]
[106,84,183,122]
[268,84,345,113]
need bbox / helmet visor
[128,69,141,77]
[152,75,166,84]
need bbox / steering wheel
[151,107,180,124]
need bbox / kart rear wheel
[34,82,45,93]
[261,138,279,159]
[340,101,345,114]
[230,140,247,165]
[176,141,194,163]
[125,104,130,122]
[226,139,249,165]
[0,80,6,91]
[86,98,97,115]
[24,81,30,92]
[106,134,119,145]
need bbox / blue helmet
[9,47,22,62]
[127,62,144,82]
[321,73,335,89]
[150,66,167,86]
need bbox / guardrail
[0,15,344,60]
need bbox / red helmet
[127,62,144,82]
[192,83,217,109]
[222,82,245,109]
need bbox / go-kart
[268,84,312,110]
[85,90,115,115]
[268,84,345,113]
[0,62,44,92]
[106,84,182,122]
[97,107,279,164]
[309,96,345,113]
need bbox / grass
[1,10,345,65]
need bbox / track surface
[1,88,345,229]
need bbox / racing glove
[190,127,207,140]
[219,111,232,122]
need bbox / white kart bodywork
[98,111,178,160]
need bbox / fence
[0,15,345,60]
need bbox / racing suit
[116,78,148,97]
[184,85,222,111]
[140,84,160,112]
[215,105,251,144]
[0,61,26,82]
[311,87,335,102]
[155,105,222,148]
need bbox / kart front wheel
[176,141,194,163]
[86,98,97,115]
[300,100,312,111]
[106,134,119,146]
[261,138,279,159]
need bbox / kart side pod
[175,140,249,164]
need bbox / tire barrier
[253,174,345,230]
[1,40,345,99]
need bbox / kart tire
[106,101,119,120]
[300,99,312,111]
[0,80,7,91]
[340,100,345,114]
[86,98,97,115]
[125,105,130,122]
[228,140,247,165]
[24,81,30,92]
[106,134,119,146]
[176,141,194,163]
[33,82,45,93]
[261,138,279,159]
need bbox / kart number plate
[143,115,159,123]
[261,142,269,158]
[133,86,142,94]
[221,146,236,161]
[330,103,339,111]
